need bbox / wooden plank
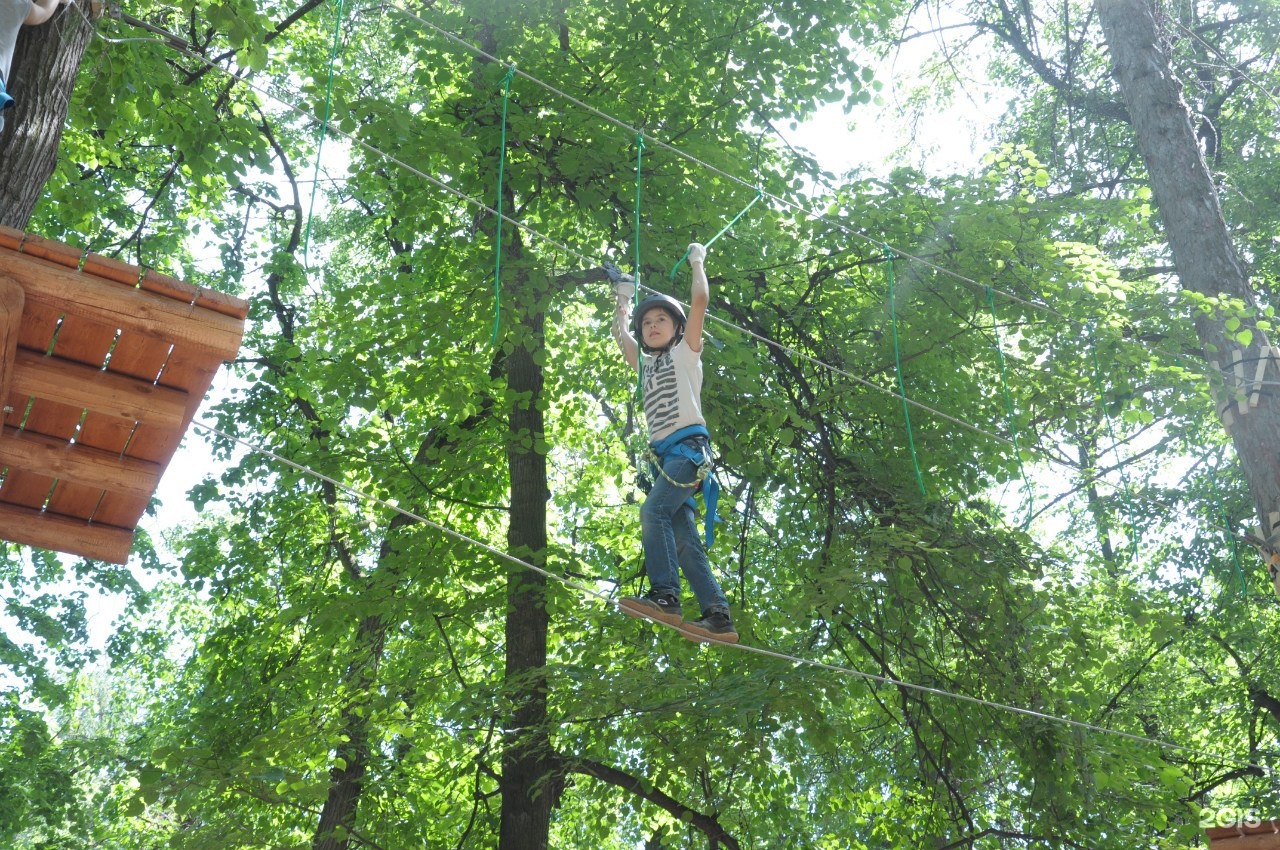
[0,426,160,497]
[94,344,221,528]
[5,289,59,432]
[3,251,246,360]
[20,313,120,519]
[0,225,23,251]
[0,276,22,413]
[12,233,85,271]
[138,268,250,321]
[0,501,133,564]
[12,348,188,428]
[70,325,175,464]
[0,312,111,512]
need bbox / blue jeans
[640,454,729,615]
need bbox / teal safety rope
[985,286,1033,528]
[633,133,645,402]
[302,0,346,268]
[489,65,517,345]
[667,188,764,281]
[1088,327,1140,561]
[887,247,927,499]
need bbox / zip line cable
[190,417,1278,778]
[107,19,1269,550]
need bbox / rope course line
[103,15,1266,552]
[105,14,1037,462]
[86,10,1280,781]
[386,2,1261,388]
[191,417,1279,778]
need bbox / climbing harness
[647,425,722,547]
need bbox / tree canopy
[2,0,1280,848]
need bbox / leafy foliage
[2,0,1280,848]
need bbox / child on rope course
[610,242,736,644]
[0,0,71,134]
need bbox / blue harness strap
[649,424,722,548]
[0,77,14,111]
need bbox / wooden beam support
[2,254,245,360]
[11,348,188,428]
[1208,836,1280,850]
[0,426,161,497]
[0,276,22,418]
[0,501,133,563]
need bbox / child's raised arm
[24,0,70,27]
[611,282,639,371]
[684,243,708,353]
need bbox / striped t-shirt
[642,339,705,442]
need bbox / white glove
[687,243,706,265]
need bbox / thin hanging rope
[190,417,1278,777]
[985,286,1033,528]
[301,0,346,268]
[1089,327,1140,561]
[887,246,927,498]
[668,188,764,281]
[490,65,517,346]
[1212,481,1250,596]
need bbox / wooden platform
[1208,820,1280,849]
[0,228,248,564]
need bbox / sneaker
[678,609,738,644]
[618,592,683,626]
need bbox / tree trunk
[1098,0,1280,582]
[499,291,555,849]
[312,612,386,850]
[0,1,97,228]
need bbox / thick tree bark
[0,1,97,228]
[499,294,555,849]
[313,613,386,850]
[1098,0,1280,584]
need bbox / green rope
[668,189,764,281]
[1088,327,1140,560]
[887,246,926,499]
[302,0,346,268]
[985,286,1033,528]
[489,65,517,346]
[1213,489,1249,595]
[633,133,645,403]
